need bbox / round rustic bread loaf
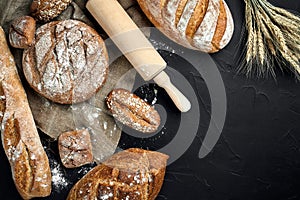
[137,0,234,53]
[22,19,109,104]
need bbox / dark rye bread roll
[137,0,234,53]
[0,26,51,199]
[67,148,169,200]
[22,19,109,104]
[9,16,36,49]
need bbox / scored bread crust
[137,0,234,53]
[67,148,169,200]
[209,0,227,52]
[161,0,196,49]
[106,89,161,133]
[185,0,210,41]
[0,26,51,200]
[219,2,234,49]
[192,0,220,52]
[22,19,109,104]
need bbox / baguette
[137,0,234,53]
[0,26,51,199]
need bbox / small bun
[58,129,93,168]
[9,16,36,49]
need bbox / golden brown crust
[23,19,109,104]
[67,148,169,200]
[0,26,51,199]
[5,117,33,199]
[9,16,36,49]
[137,0,234,53]
[210,0,227,53]
[106,88,161,133]
[175,0,188,27]
[160,0,169,10]
[186,0,209,41]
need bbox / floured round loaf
[22,19,109,104]
[137,0,234,53]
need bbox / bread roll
[67,148,169,200]
[0,26,51,199]
[9,16,36,49]
[137,0,234,53]
[58,129,93,168]
[106,89,161,133]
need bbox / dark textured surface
[155,1,300,200]
[1,0,300,200]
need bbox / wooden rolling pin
[86,0,191,112]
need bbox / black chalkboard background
[1,0,300,199]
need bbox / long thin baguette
[0,26,51,200]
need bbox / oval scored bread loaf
[137,0,234,53]
[106,89,161,133]
[67,148,169,200]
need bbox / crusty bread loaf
[22,19,109,104]
[30,0,73,21]
[137,0,234,53]
[0,26,52,199]
[9,16,36,49]
[58,129,93,168]
[67,148,169,200]
[106,89,161,133]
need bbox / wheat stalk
[245,2,254,63]
[241,0,300,79]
